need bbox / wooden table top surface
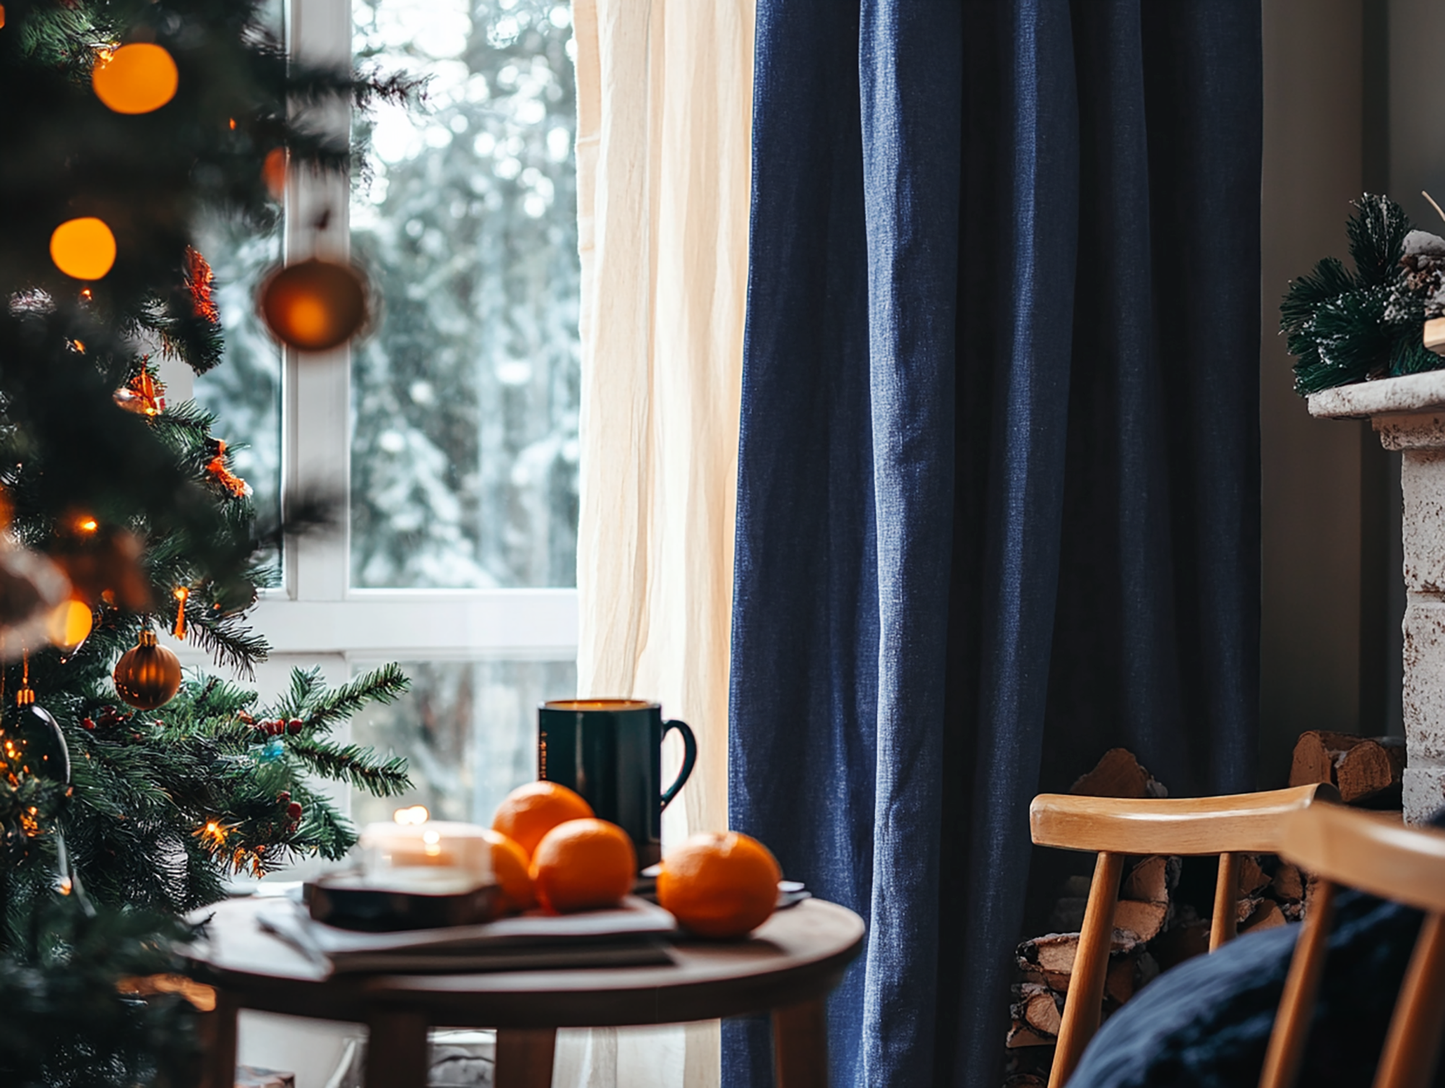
[187,895,865,1029]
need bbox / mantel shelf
[1307,369,1445,421]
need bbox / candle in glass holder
[360,813,495,889]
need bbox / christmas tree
[0,2,416,1082]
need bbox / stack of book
[255,895,679,976]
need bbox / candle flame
[393,804,429,826]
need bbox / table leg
[774,998,828,1088]
[365,1009,430,1088]
[197,989,239,1088]
[495,1027,557,1088]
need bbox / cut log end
[1289,730,1405,804]
[1070,748,1166,799]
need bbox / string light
[92,42,178,115]
[172,586,188,640]
[50,218,116,280]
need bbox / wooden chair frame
[1258,804,1445,1088]
[1028,783,1337,1087]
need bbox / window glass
[190,0,285,553]
[191,217,284,543]
[350,0,580,589]
[349,658,576,826]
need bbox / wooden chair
[1257,803,1445,1088]
[1028,783,1337,1087]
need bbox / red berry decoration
[277,791,291,805]
[81,717,95,731]
[287,718,303,735]
[285,801,303,822]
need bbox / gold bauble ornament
[92,43,179,115]
[259,258,369,352]
[113,627,181,710]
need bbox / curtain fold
[571,0,754,1085]
[728,2,1261,1086]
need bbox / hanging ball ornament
[92,43,178,115]
[259,258,369,352]
[113,627,182,711]
[2,685,71,787]
[51,217,117,281]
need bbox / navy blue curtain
[727,3,1261,1087]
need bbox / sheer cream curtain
[559,1,753,1086]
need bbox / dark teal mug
[537,699,697,868]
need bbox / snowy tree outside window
[350,0,580,589]
[191,0,581,830]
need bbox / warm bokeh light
[0,7,7,29]
[92,43,178,115]
[46,599,93,652]
[74,515,98,534]
[50,218,116,280]
[393,804,430,825]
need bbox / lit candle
[359,810,495,890]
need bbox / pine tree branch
[285,738,412,797]
[184,612,269,679]
[297,663,410,730]
[1348,193,1413,286]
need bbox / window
[170,0,581,831]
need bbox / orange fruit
[529,818,636,914]
[492,781,594,859]
[481,829,535,913]
[656,832,781,939]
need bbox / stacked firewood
[1288,730,1405,805]
[1004,733,1406,1086]
[1003,749,1314,1085]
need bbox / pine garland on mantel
[1282,193,1445,395]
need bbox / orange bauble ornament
[259,258,368,352]
[113,627,181,710]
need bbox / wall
[1260,0,1444,784]
[1259,0,1367,784]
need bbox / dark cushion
[1067,889,1435,1088]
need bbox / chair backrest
[1258,804,1445,1088]
[1028,783,1337,1088]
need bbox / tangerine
[480,829,536,913]
[529,818,636,914]
[492,781,594,859]
[656,832,781,939]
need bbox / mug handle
[660,719,697,810]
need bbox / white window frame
[163,0,578,711]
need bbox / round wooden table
[188,895,864,1088]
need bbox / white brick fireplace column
[1310,370,1445,823]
